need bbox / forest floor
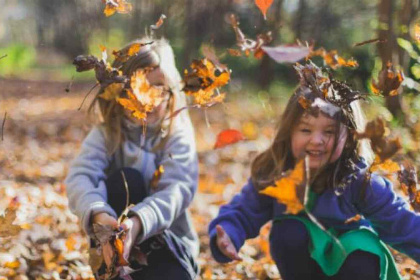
[0,78,419,280]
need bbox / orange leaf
[259,159,305,214]
[114,236,129,266]
[150,14,167,30]
[99,83,124,100]
[344,214,361,224]
[214,129,245,149]
[112,43,145,62]
[255,0,274,19]
[103,0,132,17]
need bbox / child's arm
[355,173,420,263]
[65,126,117,235]
[208,180,274,263]
[127,124,199,243]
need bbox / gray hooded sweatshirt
[64,114,199,257]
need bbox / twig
[0,54,7,60]
[65,75,74,93]
[1,112,6,141]
[353,38,386,47]
[120,170,130,210]
[78,83,99,111]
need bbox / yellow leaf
[99,83,124,100]
[259,159,305,214]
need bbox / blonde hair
[251,87,374,192]
[89,38,186,154]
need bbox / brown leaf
[0,208,21,238]
[308,48,358,69]
[371,62,404,97]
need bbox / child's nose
[309,132,326,145]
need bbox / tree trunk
[377,0,404,119]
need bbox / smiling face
[291,112,348,172]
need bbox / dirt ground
[0,78,419,279]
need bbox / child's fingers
[216,224,225,238]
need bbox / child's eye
[301,129,311,133]
[325,130,335,135]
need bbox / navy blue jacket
[209,161,420,263]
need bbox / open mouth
[306,150,325,157]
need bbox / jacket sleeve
[356,173,420,263]
[128,123,199,243]
[64,126,117,235]
[208,180,274,263]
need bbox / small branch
[78,83,99,111]
[1,112,6,141]
[0,54,7,60]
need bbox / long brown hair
[88,38,185,155]
[251,87,373,193]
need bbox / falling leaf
[214,129,245,149]
[371,62,404,97]
[150,165,165,189]
[259,159,305,214]
[255,0,274,19]
[184,58,230,107]
[150,14,167,30]
[73,55,98,72]
[344,214,362,224]
[0,209,21,237]
[113,42,153,63]
[117,70,165,120]
[228,14,272,58]
[103,0,132,17]
[261,45,311,63]
[308,48,358,69]
[370,158,401,173]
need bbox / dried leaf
[92,223,114,245]
[370,158,401,173]
[88,247,104,273]
[99,83,125,101]
[371,62,404,97]
[184,58,230,107]
[254,0,274,19]
[0,209,21,237]
[308,48,358,69]
[117,70,165,120]
[112,43,143,63]
[150,14,167,30]
[259,159,305,214]
[214,129,245,149]
[261,45,310,63]
[344,214,362,224]
[113,236,129,266]
[103,0,132,17]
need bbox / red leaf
[261,45,311,63]
[255,0,274,19]
[214,129,245,149]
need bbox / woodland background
[1,0,420,279]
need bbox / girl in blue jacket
[209,63,420,280]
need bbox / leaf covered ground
[0,79,419,280]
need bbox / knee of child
[269,219,309,251]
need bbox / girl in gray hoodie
[65,39,199,280]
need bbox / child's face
[291,113,348,171]
[124,67,170,125]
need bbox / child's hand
[215,225,242,261]
[120,216,143,262]
[92,212,118,268]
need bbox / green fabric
[273,215,402,280]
